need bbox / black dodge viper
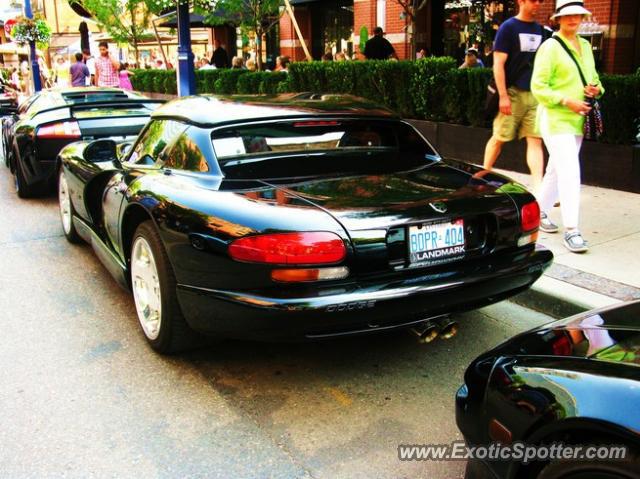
[57,93,552,353]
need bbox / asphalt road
[0,162,554,479]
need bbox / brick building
[280,0,640,74]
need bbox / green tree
[202,0,284,71]
[71,0,152,64]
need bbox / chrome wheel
[58,170,72,234]
[131,236,162,340]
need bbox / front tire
[537,452,640,479]
[58,168,81,243]
[130,221,198,353]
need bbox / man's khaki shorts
[492,87,540,141]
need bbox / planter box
[410,120,640,193]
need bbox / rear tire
[130,221,198,354]
[58,168,81,244]
[14,154,36,198]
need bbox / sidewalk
[501,169,640,317]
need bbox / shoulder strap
[552,35,587,87]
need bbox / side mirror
[84,139,117,163]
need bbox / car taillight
[551,333,572,356]
[229,232,346,264]
[37,121,81,139]
[521,200,540,232]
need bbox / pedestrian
[199,57,215,70]
[70,52,90,87]
[82,48,95,86]
[118,63,134,90]
[531,0,603,253]
[210,39,229,69]
[275,56,290,73]
[458,48,485,69]
[245,59,257,72]
[94,41,120,87]
[52,55,71,88]
[364,26,397,60]
[231,56,245,69]
[482,0,546,193]
[10,67,20,91]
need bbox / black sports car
[457,300,640,479]
[3,87,162,197]
[57,93,552,353]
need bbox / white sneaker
[540,212,559,233]
[564,230,589,253]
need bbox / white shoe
[564,230,588,253]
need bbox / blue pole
[23,0,42,92]
[176,3,195,96]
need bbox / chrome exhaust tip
[409,322,440,344]
[437,317,459,340]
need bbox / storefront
[281,0,354,61]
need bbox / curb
[510,275,621,319]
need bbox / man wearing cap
[483,0,546,192]
[364,27,398,60]
[459,48,485,69]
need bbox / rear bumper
[177,245,553,340]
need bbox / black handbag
[552,36,604,140]
[484,77,500,118]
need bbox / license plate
[408,219,465,263]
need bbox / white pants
[538,133,583,229]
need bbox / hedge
[130,59,640,144]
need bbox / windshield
[213,120,439,179]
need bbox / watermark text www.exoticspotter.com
[398,441,628,464]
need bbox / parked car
[57,93,552,353]
[3,87,162,197]
[457,300,640,479]
[0,81,18,117]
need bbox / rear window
[62,91,130,104]
[213,120,438,178]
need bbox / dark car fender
[484,356,640,478]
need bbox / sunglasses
[527,0,545,3]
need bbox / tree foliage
[202,0,284,70]
[71,0,153,63]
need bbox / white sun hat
[551,0,592,19]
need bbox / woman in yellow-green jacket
[531,0,603,253]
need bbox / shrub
[164,71,177,95]
[410,56,457,121]
[259,72,288,94]
[599,74,640,144]
[236,72,264,94]
[196,69,222,93]
[214,69,247,94]
[465,68,493,127]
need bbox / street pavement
[0,162,555,479]
[502,170,640,316]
